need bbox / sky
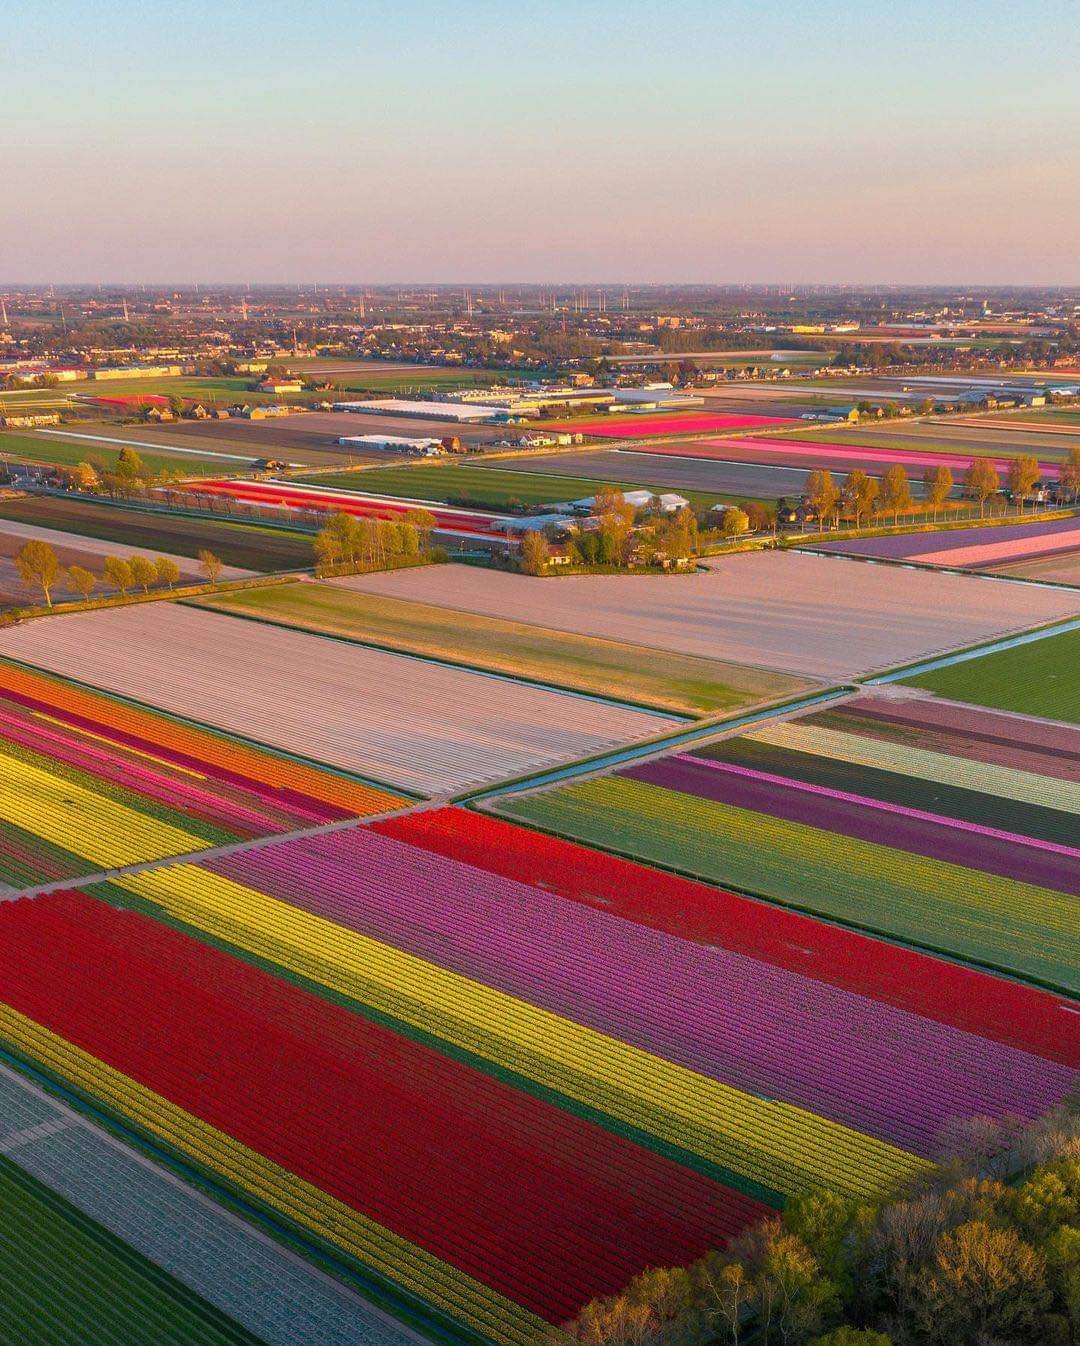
[4,0,1079,285]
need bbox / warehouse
[336,434,445,456]
[332,398,499,422]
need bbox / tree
[911,1220,1048,1344]
[14,539,60,607]
[921,465,953,521]
[116,446,145,480]
[696,1253,753,1346]
[1059,446,1080,503]
[963,458,1000,517]
[73,460,100,492]
[721,507,750,538]
[103,555,134,596]
[1006,453,1041,512]
[805,470,840,529]
[521,530,551,575]
[591,487,636,528]
[198,549,224,585]
[128,554,156,593]
[810,1330,892,1346]
[154,556,181,590]
[841,471,878,528]
[66,565,97,602]
[880,464,913,525]
[403,508,438,549]
[740,501,774,533]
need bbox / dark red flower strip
[374,808,1076,1067]
[0,891,766,1324]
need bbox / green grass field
[193,581,809,715]
[494,774,1078,992]
[899,627,1080,724]
[0,496,314,572]
[0,1156,259,1345]
[0,431,237,477]
[295,462,749,513]
[295,463,638,509]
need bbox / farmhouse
[257,377,305,394]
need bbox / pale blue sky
[4,0,1078,283]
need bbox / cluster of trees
[553,1101,1080,1346]
[313,509,439,576]
[56,446,191,499]
[520,490,722,576]
[12,538,223,608]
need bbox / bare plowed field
[0,603,678,794]
[336,553,1080,680]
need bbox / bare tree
[198,549,225,585]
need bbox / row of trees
[802,448,1080,532]
[12,538,223,608]
[554,1100,1080,1346]
[313,509,439,576]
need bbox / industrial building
[611,384,704,411]
[336,434,446,456]
[332,399,499,422]
[90,364,182,380]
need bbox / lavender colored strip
[209,830,1077,1159]
[626,756,1080,897]
[685,756,1080,860]
[816,517,1080,561]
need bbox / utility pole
[0,298,8,327]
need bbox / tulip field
[0,790,1075,1345]
[494,693,1080,994]
[0,656,403,890]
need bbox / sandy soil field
[0,603,678,794]
[336,552,1080,681]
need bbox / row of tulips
[0,890,767,1342]
[375,809,1074,1063]
[211,826,1077,1159]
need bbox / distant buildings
[256,376,305,394]
[91,364,182,380]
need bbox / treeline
[312,509,442,577]
[552,1099,1079,1346]
[801,449,1080,531]
[11,538,223,608]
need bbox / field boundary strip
[461,685,854,804]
